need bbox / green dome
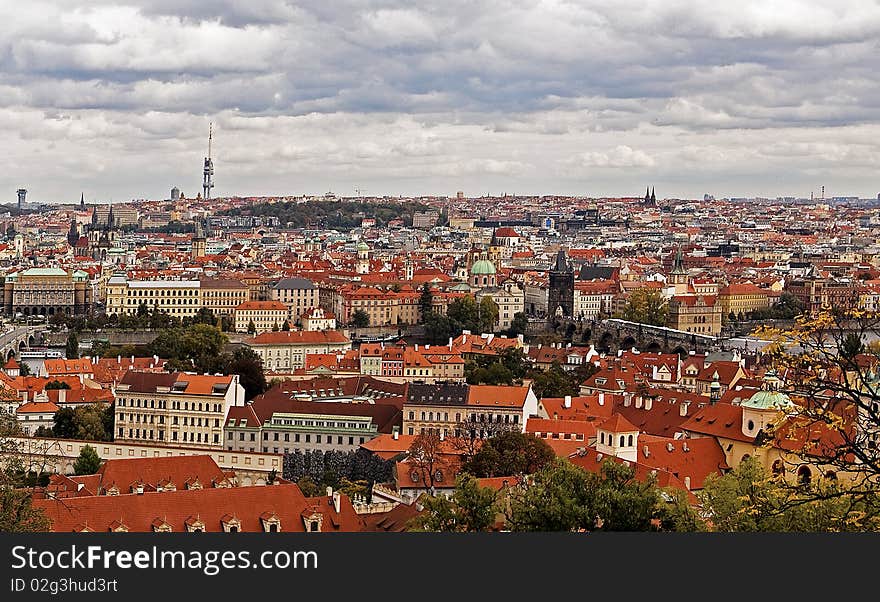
[356,241,369,252]
[742,389,795,411]
[470,259,496,275]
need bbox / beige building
[3,267,92,316]
[114,371,245,447]
[301,307,336,331]
[235,300,290,333]
[105,275,247,319]
[271,278,320,322]
[403,383,538,438]
[718,283,770,321]
[668,294,722,335]
[197,277,250,317]
[246,330,352,373]
[475,282,525,331]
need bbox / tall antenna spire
[202,122,215,200]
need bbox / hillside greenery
[217,200,432,229]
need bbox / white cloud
[3,1,880,199]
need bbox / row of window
[121,427,220,444]
[406,410,519,424]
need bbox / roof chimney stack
[563,395,572,409]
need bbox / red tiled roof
[597,413,639,433]
[34,483,364,532]
[249,330,350,345]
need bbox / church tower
[547,249,575,319]
[356,240,370,275]
[668,245,689,295]
[192,220,207,260]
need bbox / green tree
[281,320,291,332]
[419,283,434,323]
[18,361,31,377]
[0,414,48,531]
[352,309,370,328]
[529,362,580,398]
[271,322,280,332]
[247,319,256,335]
[52,407,78,439]
[507,312,529,337]
[73,444,102,475]
[45,380,71,390]
[447,296,479,331]
[148,323,228,373]
[463,432,555,478]
[617,289,668,326]
[225,347,267,401]
[65,331,79,359]
[478,296,499,333]
[423,312,456,344]
[699,457,880,531]
[507,458,685,532]
[409,475,499,532]
[52,404,112,441]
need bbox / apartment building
[402,382,538,437]
[114,371,245,447]
[245,330,352,372]
[271,278,320,322]
[234,300,290,333]
[105,275,247,319]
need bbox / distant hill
[217,199,432,229]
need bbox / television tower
[16,188,26,211]
[202,123,214,200]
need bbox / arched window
[772,459,785,477]
[797,465,812,486]
[627,435,634,446]
[619,435,625,446]
[600,433,605,444]
[747,420,755,431]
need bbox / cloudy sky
[3,0,880,202]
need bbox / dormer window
[151,518,172,533]
[261,512,281,532]
[185,516,205,533]
[220,514,241,533]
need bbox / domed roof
[356,241,369,252]
[470,259,497,275]
[742,389,795,411]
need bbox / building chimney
[439,431,445,441]
[598,392,605,406]
[392,426,400,440]
[679,400,690,417]
[326,486,333,497]
[332,491,341,514]
[131,355,135,364]
[563,395,572,409]
[684,476,691,490]
[117,355,121,364]
[58,389,66,404]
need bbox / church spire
[651,187,656,204]
[80,192,85,210]
[645,187,650,203]
[671,244,686,275]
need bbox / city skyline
[4,2,880,200]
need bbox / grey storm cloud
[2,0,880,201]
